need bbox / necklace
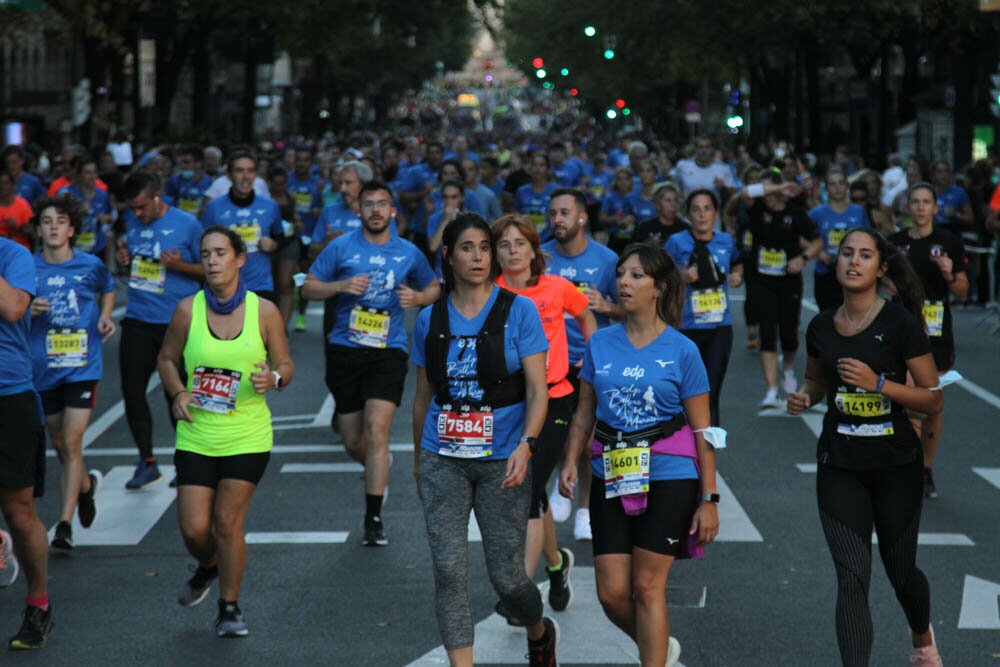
[841,298,879,332]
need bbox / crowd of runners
[1,128,994,666]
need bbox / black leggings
[817,460,931,667]
[120,318,183,460]
[529,392,576,519]
[755,274,802,353]
[681,326,732,426]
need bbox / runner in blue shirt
[0,235,54,650]
[426,181,466,279]
[624,159,659,225]
[303,180,439,547]
[599,167,635,249]
[410,213,559,665]
[58,156,113,257]
[930,161,974,239]
[3,145,46,204]
[583,154,614,209]
[514,153,557,241]
[200,151,283,301]
[558,243,719,667]
[116,171,205,489]
[29,196,115,550]
[480,156,506,198]
[287,148,323,238]
[666,189,743,426]
[164,145,213,216]
[550,142,585,187]
[808,168,869,311]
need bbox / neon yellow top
[175,291,272,456]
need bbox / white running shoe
[548,487,572,523]
[783,369,798,395]
[0,529,19,587]
[759,386,781,409]
[667,636,682,667]
[573,508,592,541]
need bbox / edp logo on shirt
[622,365,645,379]
[559,266,578,280]
[369,255,386,266]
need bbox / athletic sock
[365,493,383,520]
[26,595,49,611]
[545,551,563,572]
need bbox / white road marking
[871,532,974,546]
[48,465,176,546]
[58,443,418,458]
[972,467,1000,491]
[311,394,335,427]
[83,373,161,449]
[406,566,686,666]
[958,574,1000,629]
[245,531,349,544]
[271,413,316,423]
[715,474,764,542]
[281,462,365,473]
[112,305,126,318]
[956,377,1000,410]
[796,463,818,473]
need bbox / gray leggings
[420,449,543,650]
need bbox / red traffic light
[569,88,579,97]
[532,57,544,69]
[615,98,626,109]
[484,60,493,69]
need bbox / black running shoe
[8,605,53,650]
[51,522,73,551]
[363,516,388,547]
[547,547,574,611]
[526,616,559,667]
[215,600,248,638]
[923,468,938,499]
[77,469,102,528]
[177,564,218,606]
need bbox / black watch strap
[703,492,720,503]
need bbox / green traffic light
[584,26,596,37]
[603,49,615,60]
[560,68,569,76]
[622,108,631,116]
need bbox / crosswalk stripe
[245,531,350,544]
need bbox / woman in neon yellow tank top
[157,225,294,639]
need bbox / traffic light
[991,72,1000,118]
[536,69,547,79]
[584,26,597,37]
[603,35,616,60]
[569,88,579,96]
[615,99,626,109]
[603,49,615,60]
[560,68,569,76]
[532,57,544,69]
[606,109,618,119]
[726,114,744,129]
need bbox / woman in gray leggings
[411,214,557,667]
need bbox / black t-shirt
[806,301,932,470]
[748,200,818,279]
[631,218,690,247]
[503,168,530,196]
[888,228,966,347]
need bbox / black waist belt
[594,413,687,446]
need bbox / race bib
[191,366,241,415]
[923,300,944,337]
[835,391,891,417]
[75,231,96,252]
[757,247,787,277]
[836,421,894,438]
[348,305,390,348]
[826,227,847,250]
[234,222,262,253]
[178,197,200,214]
[437,408,494,458]
[46,328,88,368]
[129,255,166,293]
[525,212,546,234]
[572,280,591,295]
[589,183,605,197]
[691,288,727,325]
[294,191,312,213]
[602,441,651,499]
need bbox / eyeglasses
[361,200,393,210]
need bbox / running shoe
[51,521,73,551]
[8,605,53,650]
[494,599,527,627]
[573,508,592,541]
[909,625,942,666]
[547,547,574,612]
[77,469,102,528]
[0,529,19,587]
[667,636,682,667]
[177,564,218,607]
[294,313,307,332]
[923,468,938,499]
[363,516,388,546]
[526,617,559,667]
[215,601,248,638]
[548,487,572,523]
[783,369,798,395]
[125,460,162,490]
[759,387,781,409]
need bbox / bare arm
[684,391,719,545]
[787,355,827,415]
[259,299,295,390]
[0,277,30,322]
[411,367,433,490]
[558,379,597,498]
[502,350,548,489]
[156,298,195,422]
[574,307,598,342]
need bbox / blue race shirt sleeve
[411,306,430,368]
[407,246,436,289]
[580,339,596,385]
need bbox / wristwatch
[272,370,283,389]
[518,435,538,454]
[702,492,720,504]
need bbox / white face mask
[695,427,727,449]
[930,370,962,391]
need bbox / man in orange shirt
[0,171,34,250]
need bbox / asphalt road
[1,279,998,666]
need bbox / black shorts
[324,344,408,414]
[174,449,271,489]
[589,477,700,557]
[0,391,46,494]
[40,380,99,415]
[529,392,576,519]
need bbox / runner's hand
[396,284,419,308]
[787,256,805,275]
[160,248,182,269]
[339,275,370,296]
[787,391,810,415]
[585,288,609,315]
[684,265,699,284]
[501,442,532,489]
[30,297,50,317]
[116,242,130,267]
[837,357,877,392]
[558,462,577,499]
[172,391,197,423]
[250,362,274,393]
[258,236,277,253]
[689,502,719,545]
[98,316,117,341]
[727,272,743,288]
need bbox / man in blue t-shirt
[116,172,204,490]
[164,144,213,216]
[287,148,323,238]
[3,145,46,204]
[201,150,283,300]
[303,181,439,547]
[0,237,54,649]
